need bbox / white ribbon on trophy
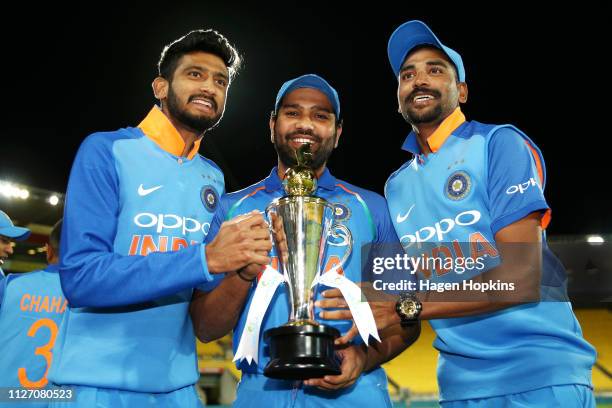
[234,263,381,364]
[233,265,286,365]
[314,267,381,344]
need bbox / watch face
[400,300,416,318]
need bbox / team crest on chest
[201,185,219,212]
[333,203,351,221]
[445,171,471,201]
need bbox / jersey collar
[401,107,466,154]
[264,166,337,193]
[137,106,202,160]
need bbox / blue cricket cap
[387,20,466,82]
[0,210,30,241]
[274,74,341,118]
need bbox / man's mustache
[405,87,441,104]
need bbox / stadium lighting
[587,235,604,244]
[49,195,60,206]
[0,182,17,197]
[0,181,29,200]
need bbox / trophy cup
[263,144,353,380]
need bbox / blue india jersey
[0,264,66,407]
[48,106,223,392]
[385,108,596,401]
[204,167,400,374]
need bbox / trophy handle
[265,206,288,276]
[328,223,352,272]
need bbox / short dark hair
[158,29,242,82]
[49,219,62,254]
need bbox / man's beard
[273,126,336,170]
[402,103,443,124]
[400,87,447,125]
[166,85,223,133]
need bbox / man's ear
[45,243,54,264]
[334,121,343,148]
[269,113,276,143]
[458,82,468,104]
[152,76,169,100]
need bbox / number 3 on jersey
[17,318,58,388]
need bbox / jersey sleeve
[487,126,551,235]
[59,133,214,308]
[196,194,232,292]
[0,275,6,311]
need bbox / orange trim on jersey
[524,140,552,229]
[539,210,552,230]
[137,106,202,160]
[524,141,544,187]
[227,186,267,219]
[336,183,357,196]
[245,186,266,199]
[428,107,466,152]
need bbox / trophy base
[263,324,341,380]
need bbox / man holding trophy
[191,74,419,407]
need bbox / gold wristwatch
[395,292,422,327]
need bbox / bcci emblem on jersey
[201,186,219,213]
[333,203,351,221]
[445,171,471,201]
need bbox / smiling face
[154,51,230,133]
[397,47,467,126]
[0,235,14,266]
[270,87,342,171]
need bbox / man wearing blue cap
[320,20,596,407]
[0,210,31,279]
[190,74,419,407]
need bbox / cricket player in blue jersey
[320,21,596,407]
[190,74,420,407]
[49,30,272,407]
[0,210,31,279]
[0,220,64,407]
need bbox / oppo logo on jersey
[133,212,210,236]
[399,210,481,248]
[506,177,538,195]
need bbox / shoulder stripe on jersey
[524,140,551,229]
[336,183,376,239]
[227,186,266,220]
[524,141,544,186]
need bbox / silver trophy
[263,144,352,380]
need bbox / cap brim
[0,226,31,241]
[275,74,341,118]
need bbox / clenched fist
[205,210,272,274]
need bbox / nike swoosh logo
[138,184,163,196]
[396,204,415,223]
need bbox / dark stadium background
[1,4,608,236]
[1,4,610,406]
